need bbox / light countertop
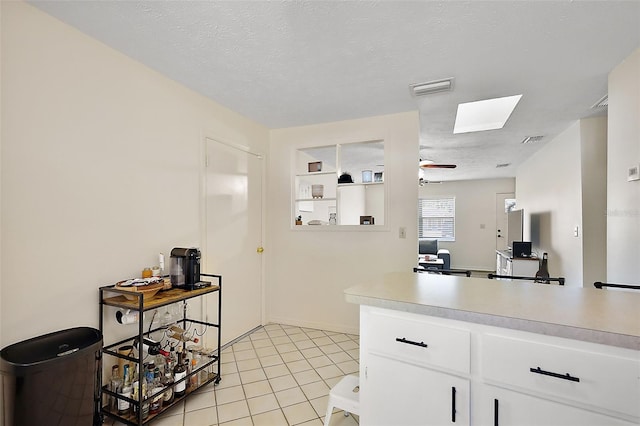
[345,272,640,350]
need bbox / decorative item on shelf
[374,171,384,182]
[115,278,164,301]
[362,170,373,183]
[159,252,171,290]
[329,213,337,225]
[311,184,324,198]
[360,215,375,225]
[295,215,302,225]
[308,161,322,172]
[338,172,353,184]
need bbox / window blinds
[418,197,455,241]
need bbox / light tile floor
[109,323,360,426]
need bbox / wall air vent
[521,136,544,144]
[496,163,510,168]
[592,94,608,109]
[410,78,454,97]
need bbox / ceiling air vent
[521,135,544,144]
[592,94,608,109]
[496,163,510,168]
[410,78,454,97]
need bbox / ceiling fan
[419,159,457,169]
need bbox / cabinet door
[362,353,469,426]
[475,385,636,426]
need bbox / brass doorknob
[257,247,264,253]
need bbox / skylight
[453,95,522,134]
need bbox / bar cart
[98,273,222,425]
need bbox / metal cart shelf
[99,273,222,425]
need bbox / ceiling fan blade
[420,164,457,169]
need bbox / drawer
[481,334,640,418]
[366,309,470,374]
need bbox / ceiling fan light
[410,78,454,97]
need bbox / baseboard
[266,315,360,336]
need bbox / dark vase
[535,252,550,283]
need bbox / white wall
[607,47,640,284]
[580,117,608,286]
[516,117,609,287]
[419,178,515,271]
[266,112,419,334]
[517,122,584,285]
[0,2,269,347]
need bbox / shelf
[295,171,336,177]
[99,274,222,425]
[100,284,220,311]
[101,372,219,426]
[337,182,384,187]
[294,197,337,202]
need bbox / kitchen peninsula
[345,273,640,425]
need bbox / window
[418,197,455,241]
[294,141,385,227]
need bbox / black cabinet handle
[451,386,456,422]
[529,366,580,382]
[395,337,428,348]
[494,398,499,426]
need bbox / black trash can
[1,327,102,426]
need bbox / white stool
[323,375,360,426]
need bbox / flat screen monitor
[507,209,524,251]
[512,241,532,258]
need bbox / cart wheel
[214,376,221,385]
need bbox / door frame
[496,192,515,252]
[199,135,267,328]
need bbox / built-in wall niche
[293,140,385,227]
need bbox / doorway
[203,137,264,344]
[496,193,515,251]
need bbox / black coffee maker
[170,247,201,290]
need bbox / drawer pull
[529,366,580,382]
[395,337,428,348]
[451,386,457,422]
[494,398,499,426]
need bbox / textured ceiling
[29,0,640,181]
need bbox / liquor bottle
[167,325,199,343]
[149,367,163,415]
[109,365,122,412]
[173,347,187,398]
[117,365,132,416]
[134,337,170,357]
[535,252,550,283]
[162,367,175,406]
[190,358,199,389]
[132,365,149,420]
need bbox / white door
[475,384,635,426]
[363,354,470,426]
[204,137,263,345]
[496,193,515,251]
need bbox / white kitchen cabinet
[474,384,637,426]
[364,353,469,426]
[495,250,539,276]
[358,305,639,426]
[360,306,470,425]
